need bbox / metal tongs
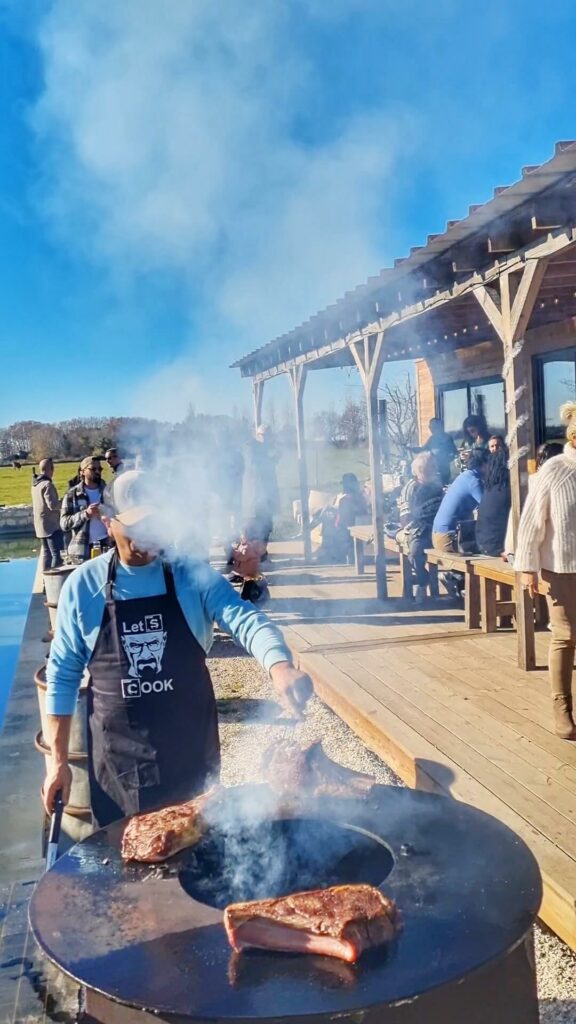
[45,791,64,871]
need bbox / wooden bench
[349,525,439,600]
[425,550,483,629]
[471,557,549,671]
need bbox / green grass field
[0,462,108,506]
[0,445,369,510]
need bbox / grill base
[84,934,538,1023]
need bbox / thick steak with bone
[121,786,221,863]
[224,884,399,962]
[262,740,375,800]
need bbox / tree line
[0,375,417,464]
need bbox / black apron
[87,554,220,826]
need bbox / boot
[552,694,576,740]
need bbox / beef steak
[262,740,375,800]
[224,883,399,962]
[121,786,220,863]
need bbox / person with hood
[515,403,576,740]
[31,457,64,570]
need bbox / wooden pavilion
[232,140,576,601]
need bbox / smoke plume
[29,1,412,404]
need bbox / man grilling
[42,471,312,826]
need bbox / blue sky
[1,0,575,426]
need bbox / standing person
[515,404,576,741]
[103,448,125,512]
[420,417,458,485]
[475,449,511,556]
[31,458,64,570]
[432,448,490,552]
[397,453,443,602]
[503,442,564,564]
[243,425,280,560]
[104,448,123,475]
[42,471,312,825]
[60,456,108,562]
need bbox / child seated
[230,523,270,605]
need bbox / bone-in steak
[121,786,220,863]
[224,884,399,962]
[262,740,375,800]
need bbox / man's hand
[269,662,313,720]
[42,761,72,815]
[520,571,539,599]
[85,503,101,520]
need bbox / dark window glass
[542,358,576,442]
[439,377,505,444]
[470,381,506,435]
[442,387,468,441]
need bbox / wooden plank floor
[264,541,576,950]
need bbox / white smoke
[29,0,414,400]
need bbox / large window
[534,349,576,443]
[438,377,506,443]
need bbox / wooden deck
[263,541,576,951]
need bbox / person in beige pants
[515,403,576,739]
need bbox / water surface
[0,555,37,727]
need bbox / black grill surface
[29,785,541,1021]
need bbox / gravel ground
[209,634,576,1022]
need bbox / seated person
[488,434,506,454]
[475,449,511,556]
[415,417,458,485]
[458,414,490,470]
[315,473,368,564]
[397,453,443,602]
[229,521,269,605]
[432,448,490,553]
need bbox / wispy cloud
[30,1,414,366]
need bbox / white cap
[108,470,155,527]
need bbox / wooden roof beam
[530,196,576,232]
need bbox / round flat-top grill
[30,786,542,1024]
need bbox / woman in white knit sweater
[515,403,576,739]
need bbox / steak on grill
[262,740,375,800]
[224,884,399,962]
[121,786,221,863]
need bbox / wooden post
[473,259,547,668]
[288,365,312,564]
[253,379,264,431]
[350,332,388,600]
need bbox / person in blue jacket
[42,470,312,827]
[432,448,490,553]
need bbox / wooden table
[471,557,549,671]
[349,525,439,600]
[425,550,483,629]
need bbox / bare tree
[380,373,418,463]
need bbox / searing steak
[224,884,399,963]
[262,740,375,800]
[121,786,221,863]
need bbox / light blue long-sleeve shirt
[46,551,291,716]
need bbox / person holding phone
[60,456,108,562]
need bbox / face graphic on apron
[87,553,220,826]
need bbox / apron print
[120,613,172,697]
